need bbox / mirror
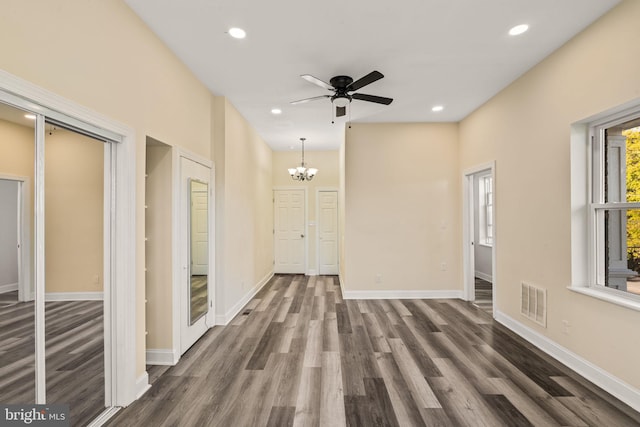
[189,179,209,325]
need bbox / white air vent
[520,282,546,327]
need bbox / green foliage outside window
[625,129,640,272]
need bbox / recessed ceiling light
[271,108,282,115]
[24,114,36,120]
[432,105,444,112]
[228,27,246,39]
[509,24,529,36]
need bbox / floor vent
[520,282,546,327]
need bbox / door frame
[0,69,138,408]
[463,161,496,313]
[0,175,31,302]
[173,147,215,356]
[273,186,308,274]
[316,187,339,275]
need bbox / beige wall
[214,97,274,317]
[145,142,173,349]
[272,150,339,273]
[459,0,640,389]
[0,120,104,294]
[1,0,214,376]
[45,128,104,293]
[343,123,461,292]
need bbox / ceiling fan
[291,70,393,119]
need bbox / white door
[180,156,212,354]
[274,189,305,274]
[190,181,208,276]
[318,191,338,275]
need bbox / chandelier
[288,137,318,181]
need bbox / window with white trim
[478,175,493,246]
[591,112,640,297]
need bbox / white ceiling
[124,0,620,151]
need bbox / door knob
[301,234,305,238]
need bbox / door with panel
[318,191,338,275]
[274,189,306,274]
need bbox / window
[591,113,640,297]
[478,175,493,246]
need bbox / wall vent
[520,282,546,327]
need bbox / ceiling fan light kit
[291,70,393,122]
[288,137,318,181]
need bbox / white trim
[146,348,180,366]
[34,113,45,403]
[0,282,18,293]
[569,286,640,312]
[135,372,151,399]
[495,310,640,413]
[0,69,138,408]
[474,271,493,283]
[215,271,274,325]
[342,289,463,300]
[307,269,318,276]
[42,292,104,301]
[85,407,121,427]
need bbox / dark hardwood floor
[474,277,493,314]
[0,291,105,426]
[108,274,640,426]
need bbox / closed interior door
[180,157,212,354]
[190,181,208,276]
[318,191,338,275]
[274,189,305,274]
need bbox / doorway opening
[463,163,496,315]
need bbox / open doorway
[463,163,496,315]
[0,179,20,301]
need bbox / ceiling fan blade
[301,74,334,90]
[290,95,331,105]
[346,70,384,92]
[336,106,346,117]
[352,93,393,105]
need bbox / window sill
[568,286,640,312]
[478,243,492,248]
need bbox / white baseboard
[44,291,104,301]
[307,269,317,276]
[342,289,464,300]
[475,271,493,282]
[215,271,274,325]
[85,407,121,427]
[135,372,151,399]
[146,348,180,366]
[495,310,640,413]
[0,282,18,294]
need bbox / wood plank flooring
[0,291,105,426]
[108,274,640,427]
[473,277,493,314]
